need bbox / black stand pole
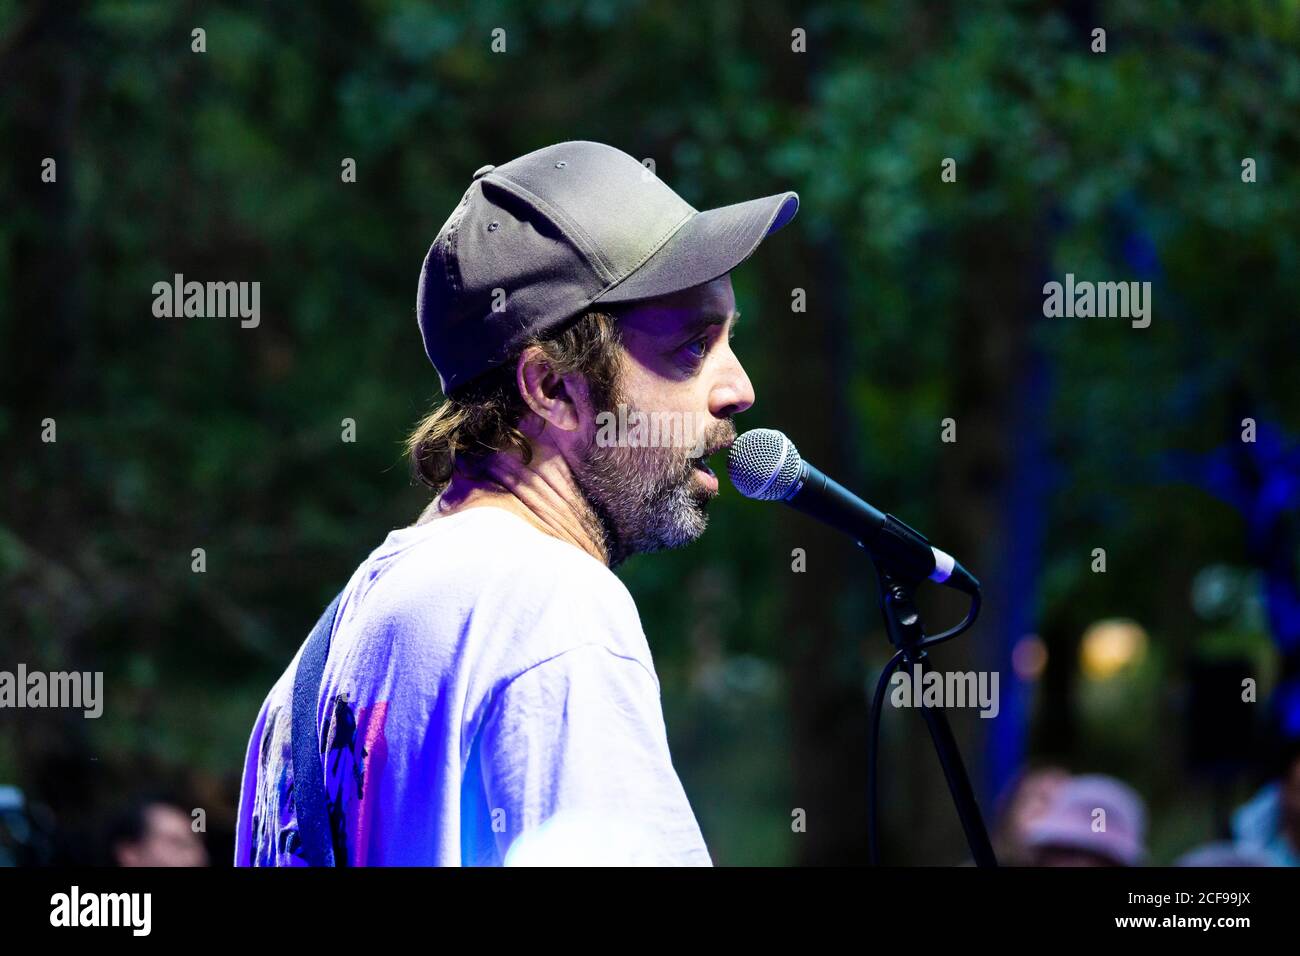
[875,566,998,867]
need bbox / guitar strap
[290,591,344,866]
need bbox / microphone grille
[727,429,803,501]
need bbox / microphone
[727,428,980,595]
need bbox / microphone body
[727,429,978,594]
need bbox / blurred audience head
[1276,737,1300,845]
[1174,841,1275,867]
[1022,773,1148,866]
[992,764,1071,865]
[107,795,208,867]
[0,785,55,867]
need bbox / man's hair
[406,309,624,493]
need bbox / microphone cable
[867,586,981,865]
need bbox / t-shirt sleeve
[233,692,272,867]
[476,643,712,866]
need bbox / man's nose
[711,352,755,419]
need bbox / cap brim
[1022,822,1145,866]
[593,191,798,305]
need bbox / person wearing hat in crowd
[990,764,1071,866]
[1021,773,1149,867]
[235,142,798,866]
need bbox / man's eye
[684,337,708,360]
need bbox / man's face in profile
[570,274,754,566]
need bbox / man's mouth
[690,439,732,483]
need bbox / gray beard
[572,414,732,569]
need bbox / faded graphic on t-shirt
[247,693,389,866]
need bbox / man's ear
[516,346,588,433]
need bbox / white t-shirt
[234,505,712,866]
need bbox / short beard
[572,398,735,569]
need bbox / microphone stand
[871,564,998,867]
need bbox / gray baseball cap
[417,141,799,394]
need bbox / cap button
[472,164,495,180]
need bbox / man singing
[235,141,798,865]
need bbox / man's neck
[417,454,611,566]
